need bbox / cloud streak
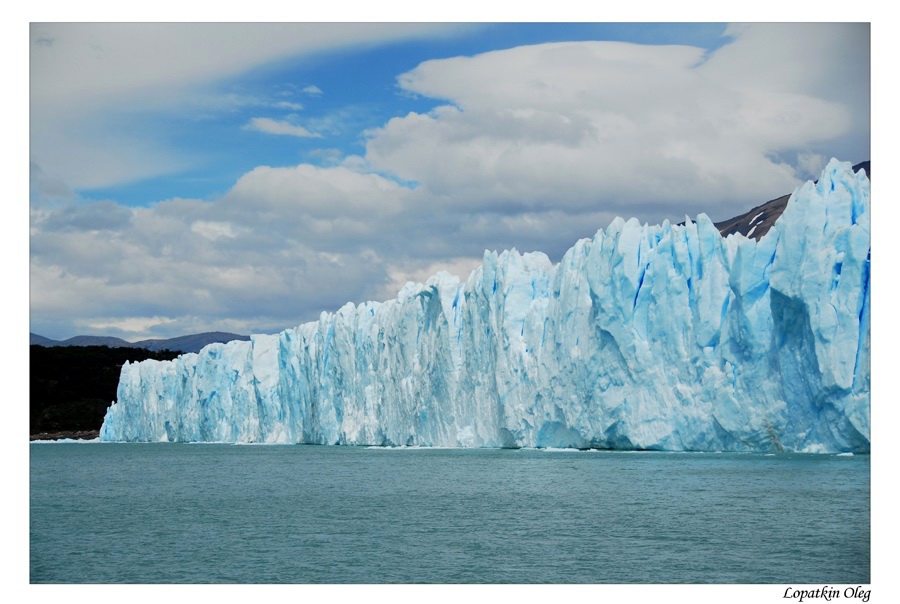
[30,22,469,190]
[244,117,321,138]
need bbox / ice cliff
[100,159,871,452]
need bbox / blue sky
[29,22,871,341]
[54,23,735,206]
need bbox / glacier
[100,159,870,452]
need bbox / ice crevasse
[101,159,871,452]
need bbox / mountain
[99,159,870,453]
[29,333,62,347]
[715,160,870,240]
[30,331,250,354]
[132,332,251,353]
[32,334,136,348]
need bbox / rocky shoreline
[30,430,100,441]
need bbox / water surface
[30,444,870,583]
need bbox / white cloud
[30,126,189,191]
[81,316,177,335]
[29,24,871,341]
[29,23,470,191]
[243,117,321,138]
[224,164,409,218]
[273,101,305,111]
[30,24,454,115]
[27,156,653,340]
[302,85,323,95]
[30,164,414,339]
[379,256,486,301]
[191,220,238,240]
[796,152,828,181]
[366,26,867,222]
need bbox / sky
[29,21,871,341]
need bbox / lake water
[30,443,869,584]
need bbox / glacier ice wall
[100,159,870,452]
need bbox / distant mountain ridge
[30,331,250,354]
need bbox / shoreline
[30,430,100,441]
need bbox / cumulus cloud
[378,256,487,301]
[30,186,394,340]
[224,164,409,219]
[302,85,323,95]
[243,117,321,138]
[30,158,615,340]
[191,220,239,240]
[367,25,868,222]
[29,24,870,341]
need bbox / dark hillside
[134,331,251,352]
[715,160,870,240]
[30,345,181,438]
[30,330,249,353]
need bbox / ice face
[100,159,870,452]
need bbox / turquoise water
[30,443,869,583]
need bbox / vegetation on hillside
[30,345,181,434]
